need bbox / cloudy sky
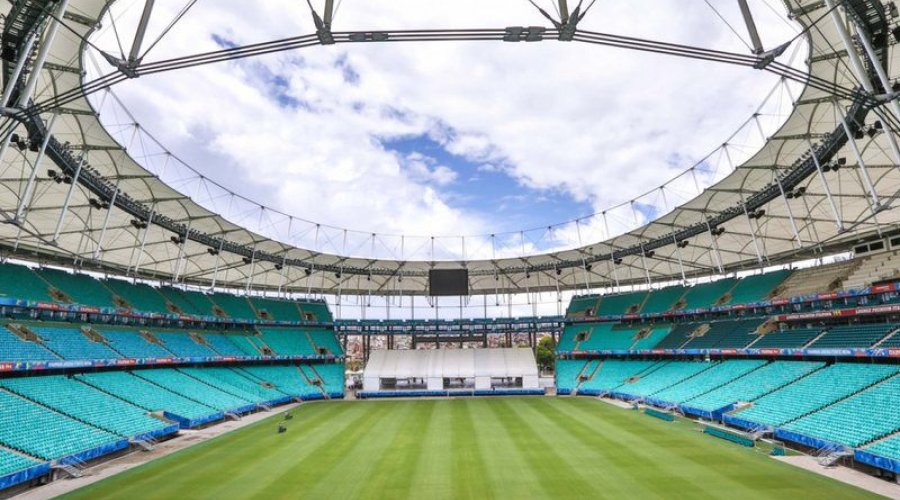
[87,0,801,261]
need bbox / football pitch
[64,397,877,499]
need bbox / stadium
[0,0,898,498]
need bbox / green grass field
[64,398,878,499]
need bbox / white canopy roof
[0,0,898,296]
[364,348,538,380]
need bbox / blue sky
[87,0,801,258]
[382,134,594,233]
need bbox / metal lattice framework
[0,0,898,297]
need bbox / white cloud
[86,0,801,258]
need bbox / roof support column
[209,237,225,289]
[173,219,192,282]
[130,205,156,278]
[14,112,57,224]
[278,217,293,296]
[850,26,900,165]
[741,201,764,264]
[823,0,875,95]
[672,234,687,283]
[93,181,119,260]
[774,173,802,248]
[128,0,155,64]
[797,193,823,248]
[602,211,620,288]
[736,0,764,54]
[638,243,652,287]
[834,103,881,209]
[0,32,36,107]
[51,154,85,243]
[704,218,724,274]
[809,144,844,232]
[244,245,256,293]
[17,0,70,108]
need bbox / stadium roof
[0,0,898,296]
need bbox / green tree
[535,335,556,372]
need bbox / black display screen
[428,269,469,296]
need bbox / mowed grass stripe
[534,398,742,497]
[492,398,601,498]
[406,401,454,499]
[470,398,545,499]
[62,398,880,500]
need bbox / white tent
[363,348,539,391]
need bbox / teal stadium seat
[0,376,169,438]
[685,361,823,413]
[209,293,258,321]
[77,372,217,421]
[258,328,317,356]
[249,297,303,322]
[301,364,344,394]
[0,448,41,476]
[307,329,343,355]
[566,295,600,316]
[640,285,686,314]
[0,263,53,303]
[615,361,716,399]
[238,366,324,398]
[155,331,218,358]
[0,326,55,362]
[750,327,823,349]
[651,360,766,404]
[736,363,898,427]
[200,333,247,357]
[33,326,120,360]
[179,368,286,402]
[679,278,737,310]
[631,326,673,350]
[101,279,171,314]
[807,324,897,349]
[156,287,210,317]
[0,391,119,460]
[35,269,116,309]
[580,360,660,392]
[555,360,588,392]
[595,291,647,316]
[783,374,900,447]
[867,435,900,462]
[725,270,791,305]
[298,301,333,322]
[134,369,253,413]
[101,329,173,358]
